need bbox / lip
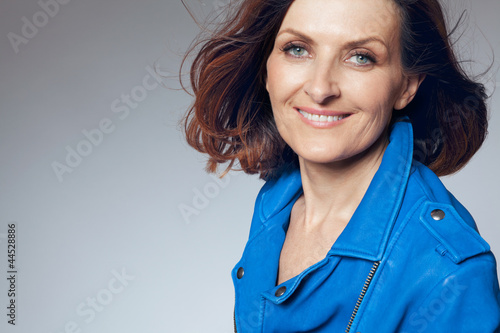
[296,106,350,117]
[295,107,352,128]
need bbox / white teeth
[299,109,347,123]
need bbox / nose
[303,60,341,104]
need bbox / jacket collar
[258,119,414,261]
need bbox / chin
[296,150,351,165]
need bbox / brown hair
[181,0,489,179]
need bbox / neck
[296,132,389,231]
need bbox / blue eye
[355,55,369,64]
[290,46,306,57]
[282,43,309,58]
[348,53,374,65]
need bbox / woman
[182,0,500,331]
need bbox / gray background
[0,0,498,332]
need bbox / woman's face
[265,0,421,166]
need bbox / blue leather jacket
[232,119,500,332]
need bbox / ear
[264,55,273,93]
[394,74,426,110]
[264,64,269,92]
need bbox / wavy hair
[181,0,489,179]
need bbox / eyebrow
[344,37,388,50]
[277,28,388,50]
[277,28,315,45]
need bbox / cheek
[266,54,303,102]
[348,71,402,112]
[265,54,279,94]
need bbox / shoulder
[376,160,500,325]
[373,162,500,330]
[379,159,496,290]
[401,160,492,265]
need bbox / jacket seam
[260,298,266,333]
[330,248,379,257]
[379,125,412,257]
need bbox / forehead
[280,0,401,45]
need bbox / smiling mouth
[297,109,351,123]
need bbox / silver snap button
[275,286,287,297]
[431,209,445,221]
[237,267,244,279]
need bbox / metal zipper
[345,261,380,333]
[234,307,237,333]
